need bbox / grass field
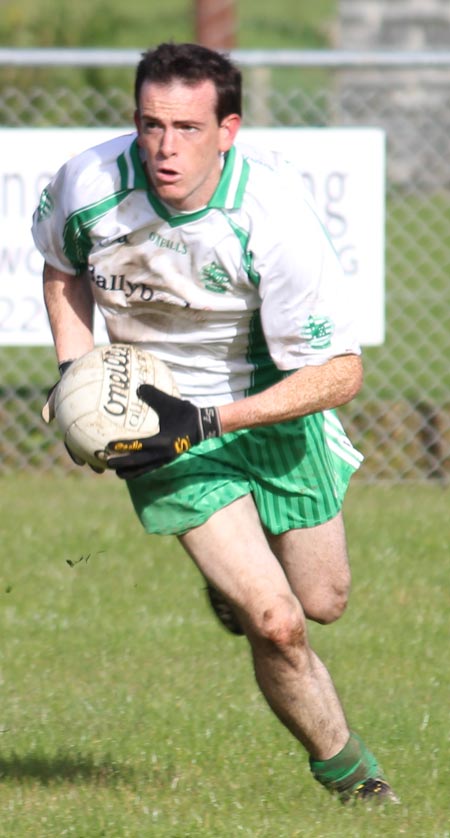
[1,475,449,837]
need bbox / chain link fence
[1,50,450,480]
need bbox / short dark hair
[134,42,242,122]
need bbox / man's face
[134,79,240,212]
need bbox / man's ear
[219,114,241,153]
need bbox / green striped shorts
[126,409,363,536]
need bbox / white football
[54,344,179,469]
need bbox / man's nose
[160,128,176,156]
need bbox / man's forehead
[138,78,217,111]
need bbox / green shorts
[126,409,363,536]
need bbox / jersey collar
[208,146,250,210]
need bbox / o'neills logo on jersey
[149,231,187,255]
[102,345,131,417]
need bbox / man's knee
[249,593,307,651]
[303,578,350,625]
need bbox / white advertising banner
[0,126,385,346]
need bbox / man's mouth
[155,167,181,184]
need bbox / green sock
[309,732,382,795]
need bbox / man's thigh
[179,493,295,621]
[266,512,351,624]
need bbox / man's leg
[204,511,350,633]
[180,493,349,760]
[266,511,351,625]
[180,494,397,802]
[204,580,245,635]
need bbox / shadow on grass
[0,751,136,786]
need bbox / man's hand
[41,361,73,424]
[42,360,104,472]
[106,384,221,478]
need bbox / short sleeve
[251,181,361,369]
[31,162,80,276]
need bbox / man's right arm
[42,262,104,471]
[43,261,95,365]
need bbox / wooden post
[194,0,237,49]
[416,401,445,481]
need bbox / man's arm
[106,353,363,478]
[218,354,363,434]
[43,262,95,364]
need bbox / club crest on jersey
[200,261,231,294]
[300,315,334,349]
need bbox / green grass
[1,476,449,836]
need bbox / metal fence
[1,48,450,480]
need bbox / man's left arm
[106,354,362,477]
[218,353,363,434]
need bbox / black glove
[42,360,104,473]
[106,384,222,479]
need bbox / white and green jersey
[32,133,360,406]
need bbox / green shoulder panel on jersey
[118,137,148,190]
[211,146,250,209]
[246,310,285,396]
[63,190,130,271]
[222,213,260,287]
